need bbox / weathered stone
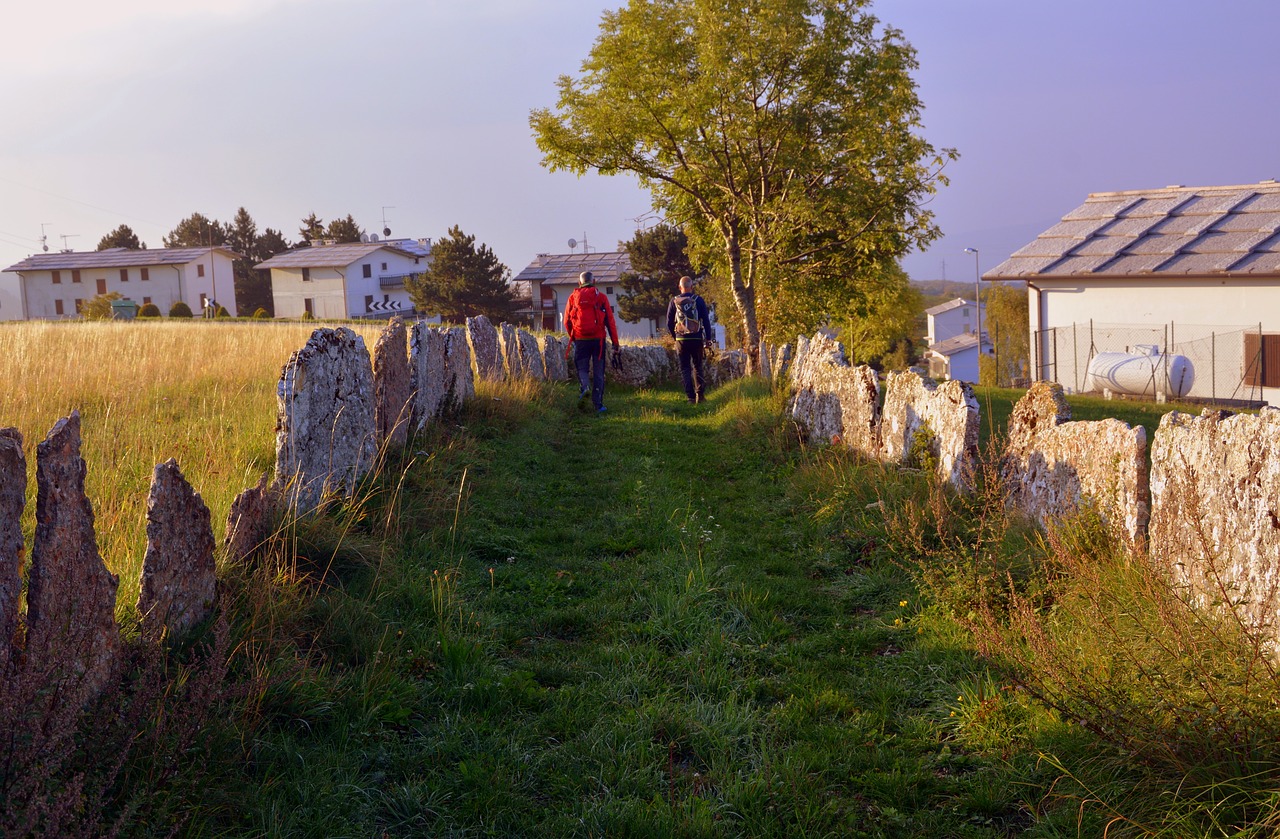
[880,371,980,490]
[410,323,449,427]
[785,334,879,456]
[774,343,794,383]
[516,329,546,379]
[498,323,521,380]
[137,459,217,640]
[25,412,120,701]
[542,335,569,381]
[1003,382,1148,543]
[225,472,275,565]
[272,327,376,513]
[372,317,413,450]
[759,339,773,383]
[466,315,502,381]
[708,349,747,386]
[1149,408,1280,637]
[613,344,675,387]
[0,428,23,666]
[443,326,475,410]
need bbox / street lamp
[963,247,981,340]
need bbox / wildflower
[899,600,908,607]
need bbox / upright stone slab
[410,323,450,427]
[273,328,376,513]
[613,344,675,387]
[784,334,879,456]
[1150,408,1280,634]
[542,335,569,381]
[373,317,413,450]
[25,412,120,701]
[498,323,521,379]
[517,329,547,380]
[880,371,980,490]
[225,473,275,565]
[774,343,794,384]
[443,326,476,410]
[708,349,748,386]
[1003,382,1148,543]
[759,339,773,383]
[0,428,23,665]
[137,459,216,640]
[466,315,502,381]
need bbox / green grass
[200,379,1108,838]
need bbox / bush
[82,292,123,321]
[251,308,270,320]
[137,302,162,318]
[300,310,315,321]
[169,301,194,318]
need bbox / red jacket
[564,285,620,344]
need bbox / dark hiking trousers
[676,339,706,403]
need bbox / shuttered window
[1244,333,1280,387]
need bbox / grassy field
[4,322,1276,836]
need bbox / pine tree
[405,226,519,324]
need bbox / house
[0,273,23,322]
[923,332,991,383]
[986,180,1280,405]
[924,297,983,346]
[256,240,429,320]
[3,247,239,319]
[511,251,656,338]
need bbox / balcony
[380,272,420,290]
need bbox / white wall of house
[927,301,980,345]
[1028,276,1280,404]
[0,273,23,321]
[16,252,237,319]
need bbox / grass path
[234,380,1090,838]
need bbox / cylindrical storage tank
[1086,351,1195,398]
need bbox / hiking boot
[597,405,607,414]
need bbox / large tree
[405,225,519,324]
[299,213,325,245]
[531,0,953,369]
[979,283,1030,387]
[616,224,705,326]
[325,214,364,244]
[97,224,145,251]
[163,212,230,248]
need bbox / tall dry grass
[0,319,387,613]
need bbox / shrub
[251,308,270,320]
[137,302,162,318]
[300,310,314,321]
[169,301,194,318]
[82,292,123,321]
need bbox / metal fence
[1034,321,1265,405]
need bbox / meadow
[3,320,1276,837]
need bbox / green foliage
[979,283,1029,386]
[81,291,124,320]
[616,224,704,326]
[531,0,956,361]
[137,302,162,318]
[163,212,230,249]
[325,214,364,244]
[405,225,518,323]
[300,309,315,321]
[831,261,922,365]
[169,301,194,318]
[96,223,145,250]
[251,307,270,319]
[299,212,325,244]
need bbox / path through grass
[229,379,1095,837]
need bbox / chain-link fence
[1034,321,1265,405]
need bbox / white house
[0,273,24,321]
[925,297,983,346]
[923,333,990,383]
[3,247,239,319]
[257,240,428,320]
[987,180,1280,405]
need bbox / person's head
[678,275,694,293]
[579,271,595,286]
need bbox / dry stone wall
[542,335,569,381]
[0,428,22,666]
[613,344,675,387]
[880,372,980,489]
[1149,408,1280,634]
[410,324,450,426]
[137,459,217,640]
[466,315,502,381]
[373,317,413,450]
[444,326,476,410]
[272,327,376,513]
[1003,382,1149,543]
[224,473,273,565]
[785,334,880,457]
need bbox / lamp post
[962,247,981,340]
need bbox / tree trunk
[724,232,760,374]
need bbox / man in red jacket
[564,271,621,413]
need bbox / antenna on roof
[39,223,50,252]
[381,206,394,238]
[567,238,577,252]
[59,233,78,253]
[360,232,370,243]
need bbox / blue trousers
[574,338,607,409]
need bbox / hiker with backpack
[666,275,715,404]
[564,271,621,413]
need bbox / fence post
[1073,323,1080,393]
[1211,331,1216,402]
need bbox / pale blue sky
[2,0,1277,284]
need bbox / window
[140,267,150,281]
[605,286,614,295]
[304,298,314,317]
[72,270,82,283]
[96,278,107,295]
[1245,333,1280,387]
[364,294,374,313]
[197,263,205,277]
[55,300,64,315]
[119,269,128,282]
[362,263,372,278]
[52,270,61,284]
[302,267,312,282]
[381,262,387,271]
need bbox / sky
[2,0,1278,285]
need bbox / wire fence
[1034,321,1266,405]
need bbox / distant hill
[911,279,975,310]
